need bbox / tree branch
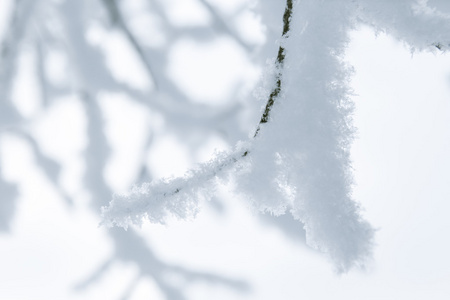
[253,0,293,138]
[102,0,295,227]
[101,0,159,90]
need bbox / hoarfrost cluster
[102,0,450,271]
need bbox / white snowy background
[1,0,450,299]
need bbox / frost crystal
[102,0,450,271]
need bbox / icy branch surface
[101,0,450,272]
[101,143,250,229]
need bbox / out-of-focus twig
[0,0,37,100]
[198,0,252,51]
[101,0,159,90]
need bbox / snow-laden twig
[101,0,295,229]
[253,0,293,138]
[101,142,251,228]
[101,0,376,272]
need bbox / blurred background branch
[0,0,277,299]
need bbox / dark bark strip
[253,0,293,138]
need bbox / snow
[2,0,450,299]
[103,0,375,272]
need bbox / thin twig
[253,0,293,138]
[101,0,159,90]
[0,0,36,98]
[148,0,293,194]
[198,0,252,51]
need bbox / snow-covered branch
[358,0,450,51]
[101,0,376,272]
[101,142,250,228]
